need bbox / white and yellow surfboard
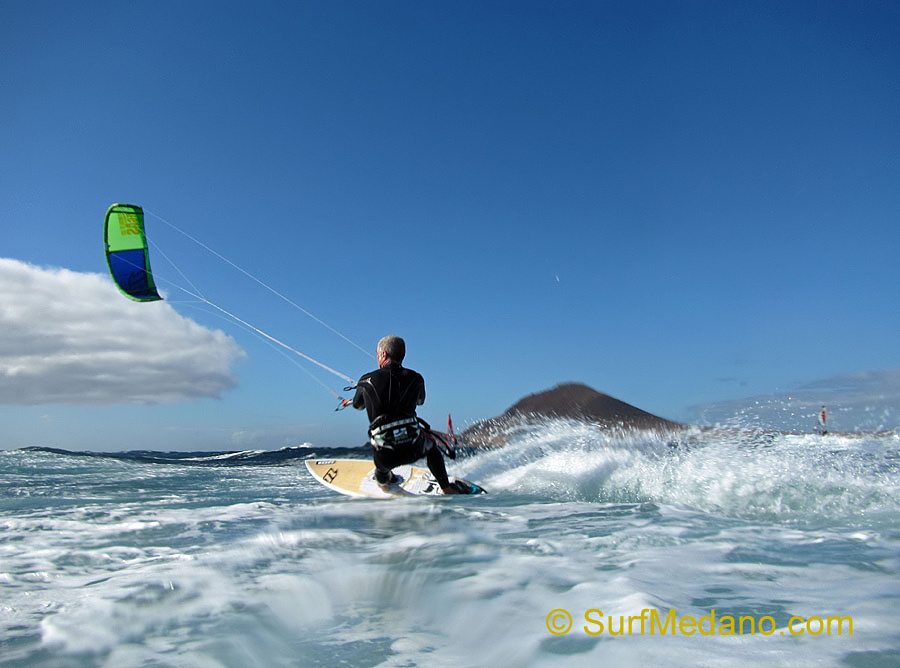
[305,459,485,498]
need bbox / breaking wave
[452,419,900,526]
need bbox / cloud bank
[692,370,900,432]
[0,258,243,405]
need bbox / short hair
[377,335,406,363]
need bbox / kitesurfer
[352,336,460,494]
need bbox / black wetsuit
[352,362,450,488]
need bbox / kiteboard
[305,459,486,498]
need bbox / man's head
[376,335,406,368]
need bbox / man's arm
[352,376,368,410]
[417,374,426,406]
[352,385,365,410]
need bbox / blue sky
[2,1,899,450]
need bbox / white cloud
[797,369,900,396]
[691,369,900,432]
[0,258,244,405]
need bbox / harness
[368,415,457,459]
[368,416,421,450]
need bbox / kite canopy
[104,203,162,301]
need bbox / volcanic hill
[460,382,683,447]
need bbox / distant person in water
[352,336,459,494]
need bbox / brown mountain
[460,382,683,447]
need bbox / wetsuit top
[352,362,425,428]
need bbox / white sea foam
[1,428,899,667]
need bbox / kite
[104,203,162,301]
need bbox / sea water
[2,422,899,667]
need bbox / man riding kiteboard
[350,336,461,494]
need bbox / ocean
[2,421,899,667]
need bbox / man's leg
[423,436,451,489]
[373,437,425,484]
[373,446,406,484]
[374,435,453,492]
